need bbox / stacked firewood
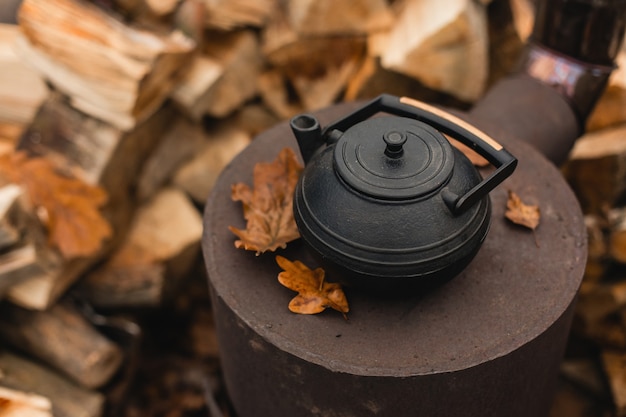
[0,0,625,415]
[557,50,626,416]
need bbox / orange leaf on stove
[229,147,303,255]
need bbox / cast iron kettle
[290,94,518,292]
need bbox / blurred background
[1,0,626,416]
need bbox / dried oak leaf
[229,147,302,255]
[505,190,540,230]
[0,151,112,259]
[276,255,349,317]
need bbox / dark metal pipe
[470,0,626,166]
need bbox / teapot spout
[290,114,323,165]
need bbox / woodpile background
[0,0,626,416]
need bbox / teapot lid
[334,116,455,200]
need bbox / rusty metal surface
[202,101,587,417]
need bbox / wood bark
[0,351,104,417]
[4,96,175,309]
[172,123,250,204]
[77,188,203,308]
[0,300,124,389]
[16,0,194,130]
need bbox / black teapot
[290,94,517,291]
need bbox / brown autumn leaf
[276,255,349,317]
[229,147,302,255]
[0,151,112,259]
[505,190,540,230]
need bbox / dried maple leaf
[0,151,112,259]
[505,190,540,230]
[276,255,349,317]
[229,147,302,255]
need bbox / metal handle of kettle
[323,94,518,214]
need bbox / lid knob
[383,131,407,158]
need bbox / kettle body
[290,94,517,291]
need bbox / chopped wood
[190,30,262,118]
[203,0,276,30]
[0,24,48,124]
[0,351,104,417]
[137,117,207,202]
[233,102,280,137]
[283,38,366,111]
[144,0,179,16]
[16,0,195,130]
[575,281,626,326]
[563,124,626,215]
[0,300,124,389]
[4,96,175,310]
[509,0,534,43]
[560,359,608,398]
[18,93,176,234]
[0,185,25,251]
[283,0,393,36]
[0,386,52,417]
[77,188,203,308]
[0,123,22,147]
[609,208,626,264]
[170,55,224,121]
[603,350,626,416]
[587,51,626,131]
[584,214,608,282]
[258,69,304,119]
[376,0,489,102]
[172,123,250,204]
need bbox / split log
[18,93,175,237]
[375,0,489,102]
[343,54,465,106]
[262,30,367,112]
[509,0,534,43]
[587,51,626,131]
[170,55,223,121]
[0,386,52,417]
[0,185,25,251]
[137,117,207,201]
[609,208,626,264]
[233,102,280,137]
[283,0,392,36]
[0,351,104,417]
[173,30,262,119]
[172,122,250,204]
[559,359,609,399]
[575,281,626,326]
[563,124,626,214]
[144,0,178,17]
[6,95,175,310]
[0,24,47,124]
[603,350,626,416]
[203,0,276,30]
[584,214,608,282]
[77,188,203,308]
[258,69,305,119]
[0,300,124,389]
[16,0,195,130]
